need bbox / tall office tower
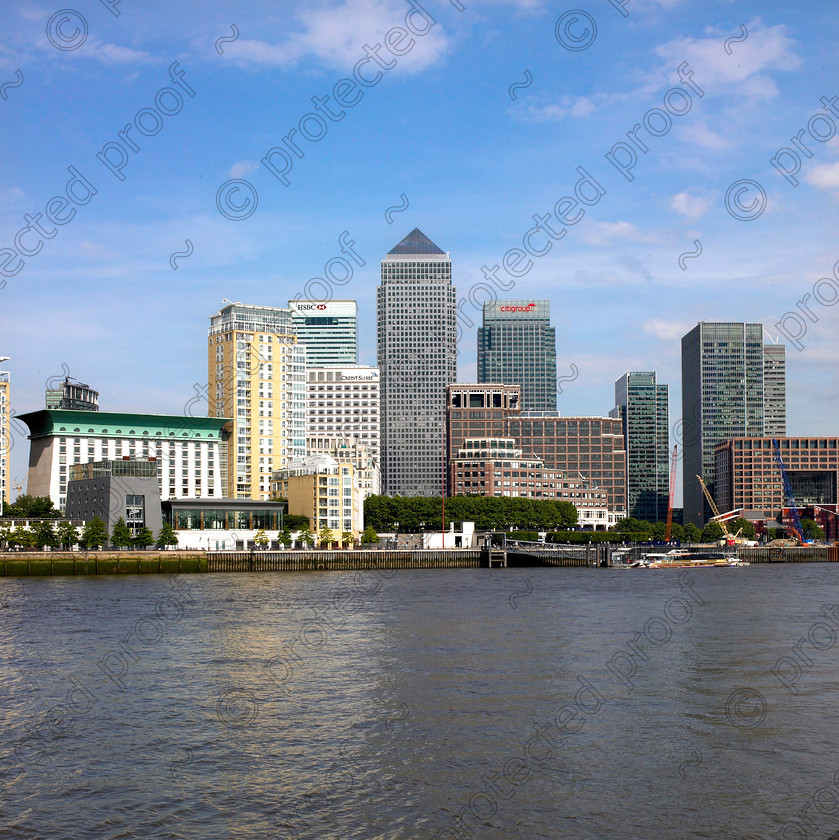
[764,343,787,436]
[305,365,380,464]
[288,299,359,366]
[45,376,99,411]
[0,356,9,509]
[378,228,456,496]
[681,322,785,527]
[610,372,669,522]
[208,303,306,500]
[477,300,557,412]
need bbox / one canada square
[378,229,457,496]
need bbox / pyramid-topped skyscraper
[377,229,457,496]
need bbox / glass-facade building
[289,299,359,366]
[378,228,456,496]
[611,372,669,521]
[764,343,787,437]
[477,300,557,413]
[45,378,99,411]
[681,323,786,527]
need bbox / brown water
[1,565,838,839]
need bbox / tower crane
[695,475,741,545]
[771,439,807,544]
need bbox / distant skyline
[3,0,838,508]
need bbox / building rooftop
[387,228,446,256]
[17,409,231,440]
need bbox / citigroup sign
[499,303,536,312]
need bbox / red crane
[665,445,678,542]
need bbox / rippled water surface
[2,565,839,840]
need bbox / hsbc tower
[288,299,359,367]
[478,299,557,413]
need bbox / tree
[297,527,315,547]
[4,494,61,519]
[133,527,155,549]
[360,525,379,545]
[669,523,685,541]
[33,520,58,550]
[110,517,133,549]
[278,527,292,548]
[683,523,701,543]
[341,530,355,548]
[701,521,724,542]
[612,517,653,534]
[9,526,36,549]
[156,522,179,549]
[284,514,310,532]
[253,528,269,549]
[81,517,108,549]
[56,521,79,550]
[801,518,825,541]
[728,517,757,540]
[319,527,335,548]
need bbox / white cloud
[223,0,448,74]
[0,187,26,203]
[805,162,839,191]
[228,160,259,179]
[643,319,694,341]
[581,221,661,246]
[670,191,712,220]
[655,21,801,102]
[515,96,595,122]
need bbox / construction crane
[665,445,677,542]
[771,439,807,544]
[695,475,740,544]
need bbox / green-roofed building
[18,409,231,511]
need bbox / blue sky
[2,0,838,504]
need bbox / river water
[1,565,838,840]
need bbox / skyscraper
[288,299,359,366]
[477,300,557,412]
[208,303,306,500]
[611,372,669,522]
[681,322,786,527]
[763,343,787,436]
[378,228,456,496]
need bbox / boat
[643,549,748,568]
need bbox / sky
[2,0,838,506]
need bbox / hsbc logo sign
[294,303,328,311]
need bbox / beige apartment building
[208,303,306,500]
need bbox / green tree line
[363,495,578,532]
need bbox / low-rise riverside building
[271,454,363,540]
[449,438,609,529]
[18,409,231,511]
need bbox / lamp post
[0,356,8,519]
